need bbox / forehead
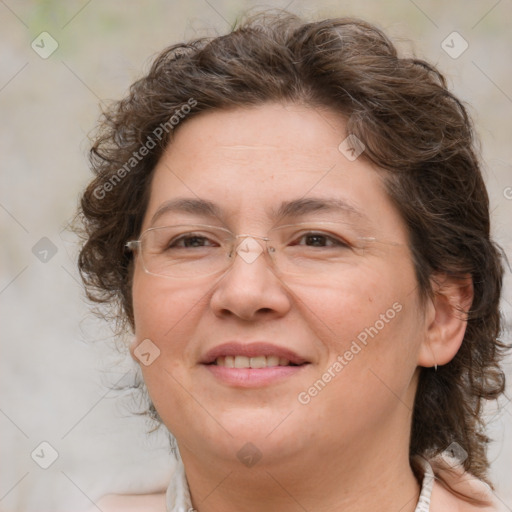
[142,103,407,241]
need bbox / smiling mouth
[211,355,304,368]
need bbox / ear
[418,273,474,368]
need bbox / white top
[165,459,193,512]
[413,456,436,512]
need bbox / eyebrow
[150,198,222,225]
[272,197,368,222]
[150,196,369,226]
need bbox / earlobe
[418,274,474,369]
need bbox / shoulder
[427,454,506,512]
[85,492,167,512]
[431,480,503,512]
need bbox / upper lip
[200,342,309,365]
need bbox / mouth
[211,355,302,368]
[200,342,310,387]
[201,342,309,367]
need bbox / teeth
[214,355,291,368]
[234,356,250,368]
[267,355,280,367]
[250,356,266,369]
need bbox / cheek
[131,272,202,425]
[132,268,206,343]
[131,266,219,372]
[285,260,410,343]
[299,301,421,440]
[294,257,422,388]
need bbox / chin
[169,410,305,463]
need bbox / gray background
[1,0,511,510]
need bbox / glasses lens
[140,225,232,278]
[136,222,395,279]
[268,222,376,277]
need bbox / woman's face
[131,103,429,468]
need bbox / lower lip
[203,364,308,387]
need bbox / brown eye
[169,234,218,249]
[294,232,349,248]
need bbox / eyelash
[169,231,349,249]
[291,232,349,248]
[171,234,218,248]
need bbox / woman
[78,10,508,512]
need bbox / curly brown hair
[77,10,508,484]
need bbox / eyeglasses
[125,222,400,279]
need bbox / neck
[179,428,421,512]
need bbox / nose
[209,236,292,321]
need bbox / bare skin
[94,103,472,512]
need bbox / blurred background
[1,0,511,510]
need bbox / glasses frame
[125,222,394,279]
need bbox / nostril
[258,307,273,314]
